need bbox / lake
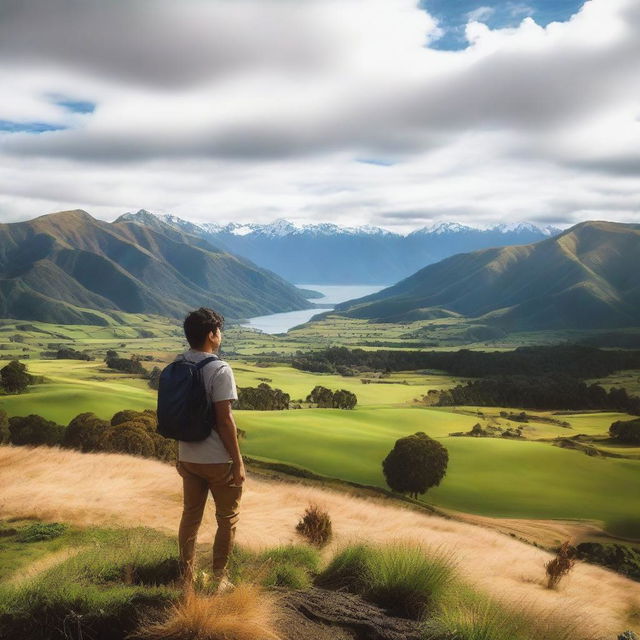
[240,283,386,334]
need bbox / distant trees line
[291,345,640,380]
[432,375,640,415]
[233,383,357,410]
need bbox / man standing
[173,307,245,590]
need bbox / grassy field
[1,318,639,538]
[234,406,640,534]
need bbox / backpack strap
[195,355,219,370]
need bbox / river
[240,283,386,334]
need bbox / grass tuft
[131,584,281,640]
[295,504,332,547]
[317,542,455,619]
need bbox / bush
[8,415,65,446]
[382,432,449,499]
[63,412,110,452]
[16,522,67,543]
[545,541,576,589]
[111,409,156,430]
[609,418,640,444]
[0,409,8,444]
[295,504,332,547]
[317,543,454,619]
[100,425,156,458]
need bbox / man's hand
[231,461,246,487]
[214,399,245,487]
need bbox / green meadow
[1,320,639,537]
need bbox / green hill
[334,221,640,330]
[0,209,311,324]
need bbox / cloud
[0,0,638,232]
[466,6,495,22]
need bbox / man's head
[183,307,225,352]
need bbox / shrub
[317,543,455,619]
[16,522,67,542]
[0,409,8,444]
[100,425,156,458]
[609,418,640,444]
[545,541,577,589]
[63,412,110,452]
[382,432,449,499]
[8,415,65,446]
[296,504,332,547]
[112,409,157,430]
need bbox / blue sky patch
[0,120,67,133]
[55,98,96,114]
[421,0,586,50]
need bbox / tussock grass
[295,504,332,546]
[131,584,281,640]
[423,587,593,640]
[227,544,321,590]
[317,542,455,619]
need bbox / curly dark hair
[183,307,225,349]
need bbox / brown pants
[176,460,242,580]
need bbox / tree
[332,389,357,409]
[148,366,162,390]
[306,385,334,408]
[1,360,31,393]
[0,409,9,444]
[8,415,65,446]
[609,418,640,444]
[382,432,448,499]
[62,412,109,452]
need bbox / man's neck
[190,345,214,354]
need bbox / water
[241,283,386,334]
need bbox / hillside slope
[0,210,311,324]
[0,445,638,639]
[334,221,640,330]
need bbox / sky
[0,0,639,233]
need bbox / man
[175,307,245,590]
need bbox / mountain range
[118,210,560,285]
[333,221,640,331]
[0,210,311,325]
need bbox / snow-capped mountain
[119,210,561,284]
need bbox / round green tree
[1,360,31,393]
[382,432,448,499]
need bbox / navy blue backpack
[156,355,218,441]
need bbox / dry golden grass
[131,584,280,640]
[1,445,638,639]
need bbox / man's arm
[214,399,245,486]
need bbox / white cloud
[0,0,638,232]
[466,6,495,23]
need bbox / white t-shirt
[175,349,238,464]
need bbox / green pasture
[236,405,640,534]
